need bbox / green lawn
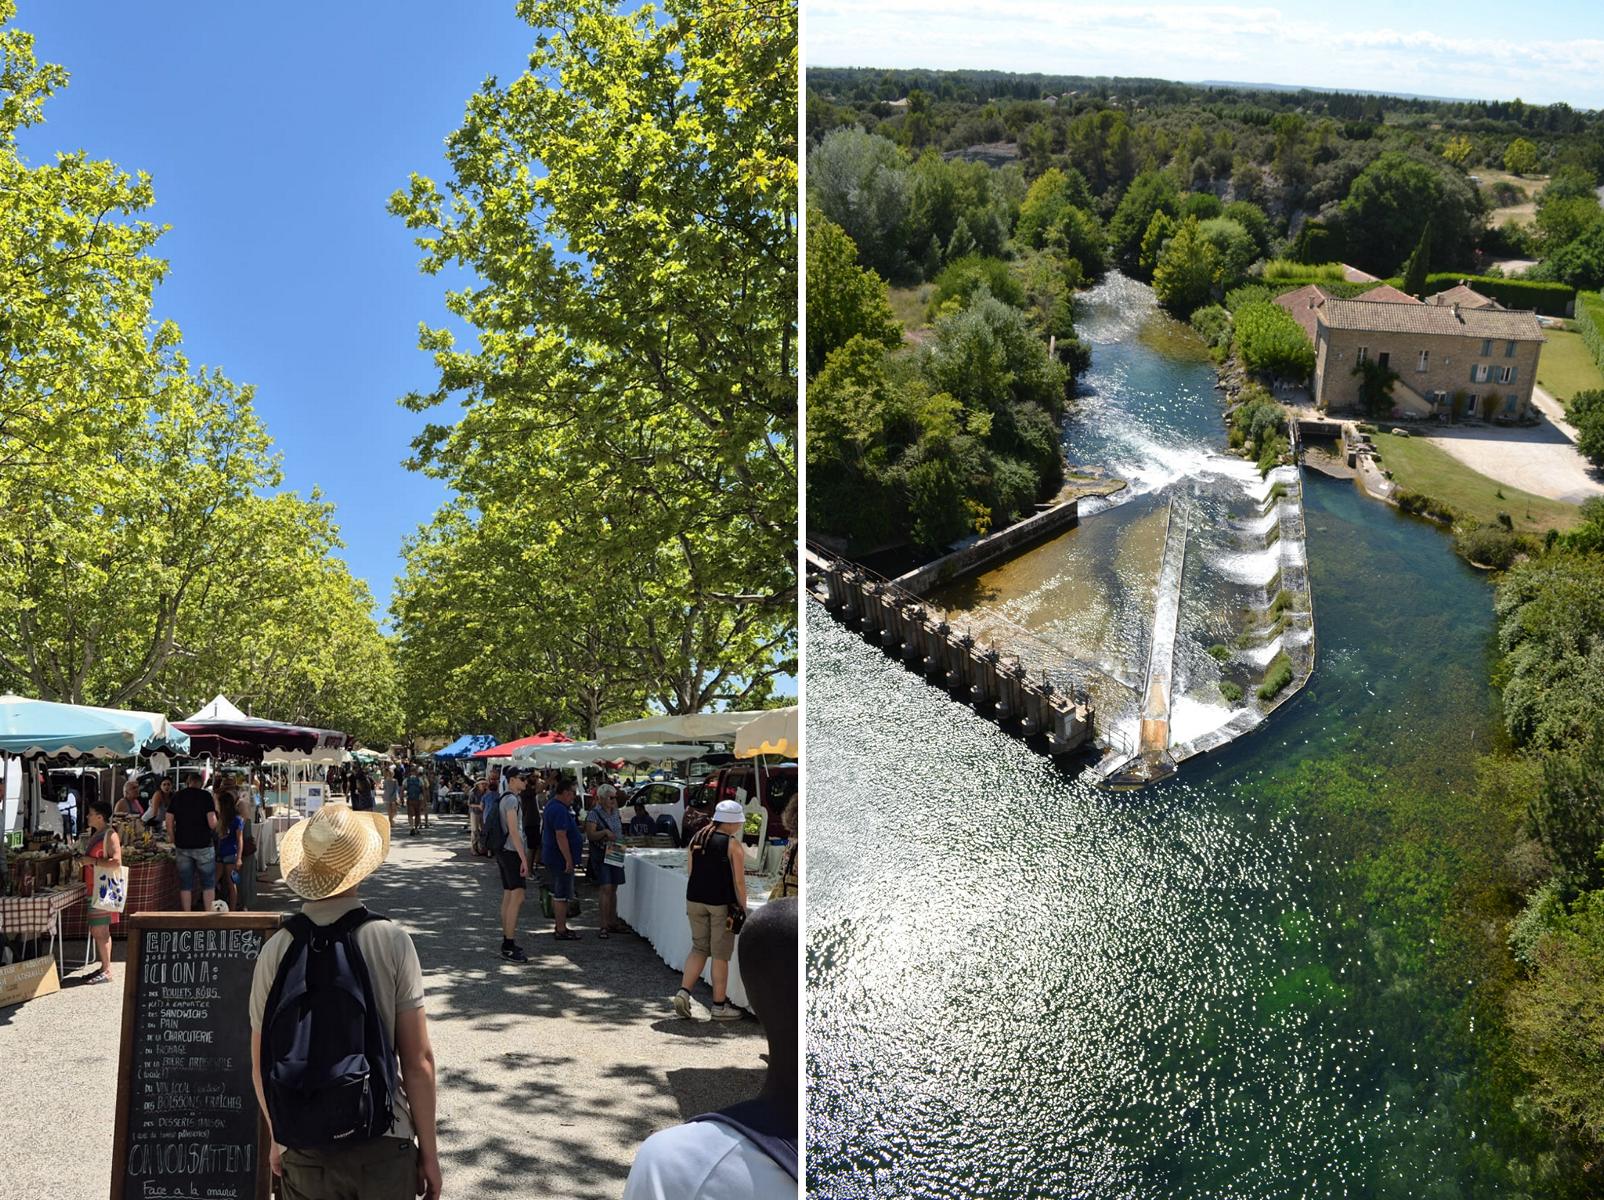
[1535,327,1604,403]
[1371,432,1580,535]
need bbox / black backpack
[482,792,509,854]
[691,1096,797,1179]
[259,908,397,1149]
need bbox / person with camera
[673,799,747,1022]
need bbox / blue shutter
[1469,365,1477,383]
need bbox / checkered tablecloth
[0,884,86,937]
[60,860,178,941]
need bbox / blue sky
[14,1,535,615]
[807,0,1604,108]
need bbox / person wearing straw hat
[249,802,443,1200]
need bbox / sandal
[598,929,610,939]
[554,931,582,941]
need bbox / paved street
[0,813,768,1200]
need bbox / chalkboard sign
[111,912,283,1200]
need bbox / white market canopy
[510,741,709,768]
[733,705,797,760]
[595,711,770,746]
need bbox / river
[806,275,1540,1197]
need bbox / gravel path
[0,813,768,1200]
[1418,394,1604,505]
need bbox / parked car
[698,762,797,839]
[622,780,691,839]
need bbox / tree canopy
[388,0,798,724]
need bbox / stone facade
[1313,298,1544,419]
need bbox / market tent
[471,731,572,762]
[175,694,350,763]
[512,741,708,768]
[596,711,768,745]
[734,705,798,759]
[432,734,497,760]
[0,696,192,831]
[0,695,191,759]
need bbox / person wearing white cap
[248,802,443,1200]
[673,798,748,1021]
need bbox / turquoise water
[806,279,1523,1197]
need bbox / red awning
[471,731,573,758]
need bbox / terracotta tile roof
[1340,263,1381,283]
[1273,284,1328,345]
[1356,283,1421,304]
[1318,297,1543,341]
[1425,282,1502,310]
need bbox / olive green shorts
[281,1137,416,1200]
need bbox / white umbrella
[596,711,769,745]
[511,741,708,768]
[733,706,798,759]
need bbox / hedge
[1234,301,1315,380]
[1578,291,1604,373]
[1419,272,1575,317]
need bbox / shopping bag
[91,865,128,913]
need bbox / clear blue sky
[15,1,536,615]
[808,0,1604,108]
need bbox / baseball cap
[713,799,745,824]
[502,766,525,779]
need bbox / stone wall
[892,499,1080,597]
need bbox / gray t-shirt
[499,793,526,854]
[249,896,425,1139]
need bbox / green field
[1534,327,1604,403]
[1371,431,1580,534]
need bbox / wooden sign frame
[110,911,284,1200]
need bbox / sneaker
[710,1000,743,1022]
[86,971,113,985]
[500,943,529,962]
[673,988,710,1020]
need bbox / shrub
[1189,304,1233,355]
[1395,489,1458,523]
[1417,272,1574,317]
[1454,523,1523,569]
[1266,481,1289,505]
[1257,651,1295,701]
[1208,644,1231,662]
[1578,291,1604,373]
[1508,879,1565,970]
[927,256,1024,318]
[1225,283,1275,313]
[1219,681,1244,704]
[1263,259,1346,283]
[1234,301,1316,381]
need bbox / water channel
[806,275,1532,1197]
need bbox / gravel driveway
[1418,391,1604,505]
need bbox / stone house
[1312,297,1544,420]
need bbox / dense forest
[807,67,1604,1187]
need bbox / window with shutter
[1417,350,1429,372]
[1480,338,1492,356]
[1505,341,1516,358]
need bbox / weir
[804,546,1095,756]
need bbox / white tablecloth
[252,821,279,868]
[616,848,770,1010]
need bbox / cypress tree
[1402,218,1432,297]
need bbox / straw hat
[278,803,390,901]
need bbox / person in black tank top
[674,799,748,1022]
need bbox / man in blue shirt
[541,778,583,940]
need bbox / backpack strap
[690,1098,797,1180]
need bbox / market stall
[175,695,351,817]
[615,847,773,1010]
[471,730,572,765]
